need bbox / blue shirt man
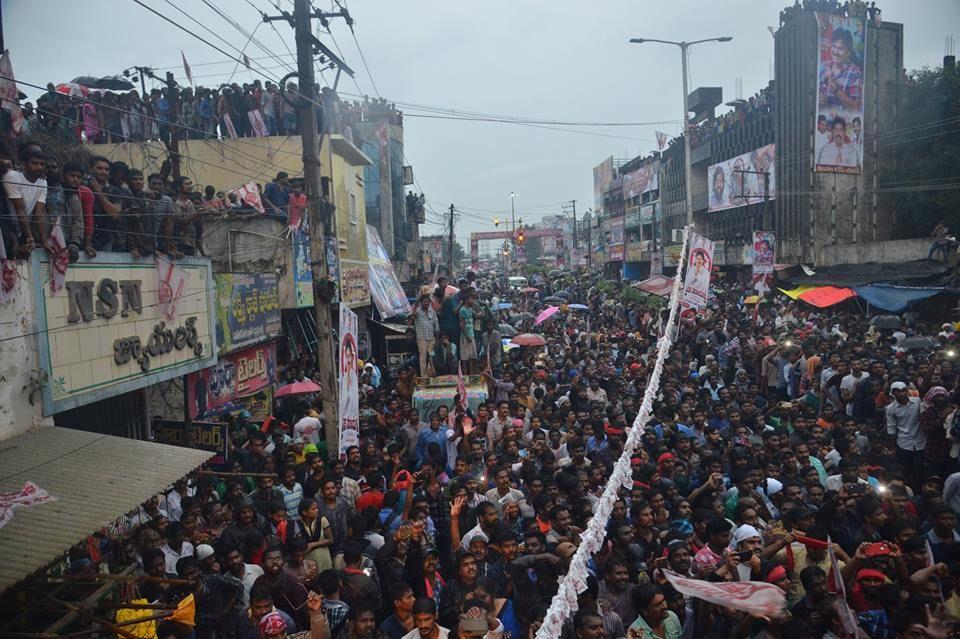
[263,172,290,218]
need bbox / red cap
[856,568,887,582]
[657,452,676,466]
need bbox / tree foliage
[888,63,960,237]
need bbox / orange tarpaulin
[797,286,856,308]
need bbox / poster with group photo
[814,12,866,174]
[682,232,715,311]
[707,144,776,212]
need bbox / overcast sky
[6,0,957,249]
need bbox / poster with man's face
[814,12,866,174]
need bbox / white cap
[196,544,215,561]
[890,381,908,391]
[732,524,761,547]
[762,477,783,496]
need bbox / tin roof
[0,426,211,593]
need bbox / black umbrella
[510,312,534,321]
[498,323,518,336]
[555,290,572,299]
[548,269,563,278]
[94,76,135,91]
[871,315,901,330]
[900,336,937,351]
[542,296,562,304]
[71,76,100,87]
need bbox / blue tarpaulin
[852,284,945,313]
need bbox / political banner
[213,273,281,354]
[338,305,359,454]
[156,255,189,321]
[248,109,269,137]
[185,342,276,420]
[0,53,23,135]
[815,12,866,174]
[682,232,715,311]
[153,419,229,465]
[366,225,410,318]
[663,570,786,620]
[621,160,660,200]
[708,144,776,212]
[228,181,265,213]
[292,229,314,308]
[752,231,776,294]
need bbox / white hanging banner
[338,304,359,455]
[681,232,714,311]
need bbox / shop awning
[853,284,947,313]
[778,285,819,300]
[632,276,675,298]
[797,286,857,308]
[0,427,212,593]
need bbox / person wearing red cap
[256,590,327,639]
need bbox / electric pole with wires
[264,0,354,458]
[447,203,456,275]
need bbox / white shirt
[294,416,322,445]
[162,541,195,575]
[886,396,925,451]
[840,372,866,397]
[3,170,47,220]
[239,563,264,606]
[401,627,451,639]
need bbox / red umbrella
[274,380,322,398]
[55,82,89,97]
[520,287,539,293]
[511,333,547,347]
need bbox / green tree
[887,63,960,237]
[523,236,543,263]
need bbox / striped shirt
[279,483,303,519]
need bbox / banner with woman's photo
[814,12,867,174]
[338,305,359,454]
[682,232,715,311]
[707,144,777,213]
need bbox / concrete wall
[0,261,52,442]
[817,237,930,266]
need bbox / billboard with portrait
[682,232,715,311]
[707,144,777,213]
[338,305,359,454]
[752,231,776,294]
[621,160,660,201]
[814,12,866,174]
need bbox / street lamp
[628,36,732,227]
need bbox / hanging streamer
[535,226,692,639]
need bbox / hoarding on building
[32,253,216,415]
[682,233,715,311]
[593,156,614,212]
[338,305,359,453]
[621,160,660,200]
[752,231,776,294]
[640,204,656,225]
[367,225,410,318]
[153,419,229,464]
[707,144,777,212]
[604,216,625,262]
[292,229,314,308]
[814,12,866,174]
[185,341,277,420]
[214,273,281,354]
[340,259,371,308]
[626,242,645,262]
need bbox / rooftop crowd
[62,265,960,639]
[16,80,400,146]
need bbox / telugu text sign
[185,342,277,420]
[34,253,216,415]
[214,273,281,354]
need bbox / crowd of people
[16,79,402,148]
[0,137,312,260]
[63,265,960,639]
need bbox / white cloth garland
[535,226,692,639]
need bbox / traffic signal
[517,228,525,244]
[494,217,500,227]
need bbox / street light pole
[629,37,732,227]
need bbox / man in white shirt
[294,412,323,446]
[3,147,49,257]
[161,523,195,575]
[840,358,866,413]
[886,381,924,489]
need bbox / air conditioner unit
[671,229,684,243]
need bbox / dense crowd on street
[62,265,960,639]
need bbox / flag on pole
[228,181,265,213]
[655,130,668,151]
[662,570,786,619]
[181,50,193,85]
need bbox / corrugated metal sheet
[0,427,211,593]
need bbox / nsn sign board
[32,253,216,415]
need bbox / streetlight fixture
[628,36,733,226]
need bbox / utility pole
[447,203,455,275]
[264,0,354,457]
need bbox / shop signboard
[153,419,229,464]
[340,259,371,308]
[214,273,281,355]
[625,242,645,262]
[640,204,656,225]
[185,342,277,420]
[367,225,411,318]
[32,253,216,416]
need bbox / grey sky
[6,0,957,250]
